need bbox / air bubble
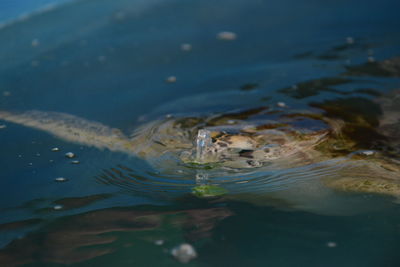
[171,243,197,263]
[181,43,192,51]
[217,31,237,41]
[65,152,75,158]
[53,205,63,210]
[165,76,177,83]
[154,240,164,246]
[277,102,287,108]
[346,37,354,45]
[54,177,68,182]
[31,38,40,47]
[326,241,337,248]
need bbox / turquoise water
[0,0,400,266]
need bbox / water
[0,0,400,266]
[0,0,71,26]
[195,129,212,163]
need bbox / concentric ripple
[94,154,364,200]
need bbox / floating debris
[166,76,177,83]
[326,241,337,248]
[154,240,164,246]
[54,177,68,182]
[31,38,40,47]
[181,43,192,51]
[0,124,6,129]
[53,205,63,210]
[65,152,75,158]
[171,243,197,263]
[217,31,237,41]
[51,147,60,152]
[3,91,11,97]
[277,102,288,108]
[70,160,80,164]
[165,114,173,119]
[28,163,33,166]
[36,153,41,157]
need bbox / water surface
[0,0,400,266]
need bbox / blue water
[0,0,70,23]
[0,0,400,266]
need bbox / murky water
[1,0,400,266]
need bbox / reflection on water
[2,199,400,266]
[0,203,232,266]
[1,0,400,265]
[344,57,400,77]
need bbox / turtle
[0,105,338,171]
[1,89,400,215]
